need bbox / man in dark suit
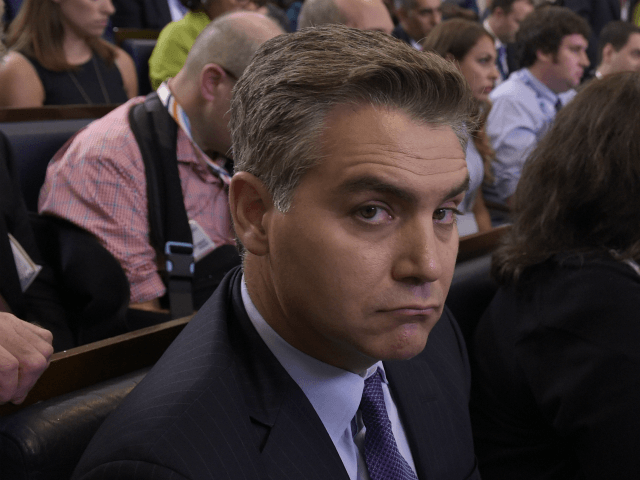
[482,0,534,82]
[72,24,480,480]
[392,0,442,49]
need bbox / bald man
[298,0,393,33]
[39,12,284,316]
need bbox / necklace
[67,56,111,104]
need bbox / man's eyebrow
[337,173,470,204]
[337,176,417,204]
[441,174,470,203]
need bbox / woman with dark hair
[470,71,640,479]
[0,0,137,107]
[422,19,498,234]
[148,0,250,90]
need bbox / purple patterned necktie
[360,368,419,480]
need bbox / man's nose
[391,217,443,285]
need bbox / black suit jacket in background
[112,0,173,30]
[73,266,480,480]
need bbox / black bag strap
[128,93,194,319]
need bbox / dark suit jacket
[112,0,173,30]
[73,266,480,480]
[392,23,415,46]
[0,132,72,350]
[470,253,640,480]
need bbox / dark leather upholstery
[0,368,148,480]
[121,38,157,96]
[0,119,94,212]
[446,254,497,346]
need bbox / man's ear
[492,6,505,20]
[199,63,226,102]
[536,48,553,64]
[601,43,615,64]
[230,172,273,256]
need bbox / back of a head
[230,24,473,212]
[298,0,346,28]
[182,11,283,81]
[494,71,640,284]
[598,20,640,65]
[515,5,591,69]
[422,18,489,61]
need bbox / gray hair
[297,0,346,29]
[230,24,473,213]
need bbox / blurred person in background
[483,6,590,212]
[592,20,640,78]
[0,0,54,406]
[148,0,251,90]
[0,0,137,107]
[297,0,393,34]
[393,0,442,49]
[482,0,534,83]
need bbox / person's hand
[0,313,53,404]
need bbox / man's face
[398,0,442,42]
[498,0,533,44]
[543,33,589,92]
[254,104,467,374]
[605,33,640,74]
[341,0,394,34]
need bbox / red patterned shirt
[39,96,234,303]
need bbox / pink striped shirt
[39,97,234,304]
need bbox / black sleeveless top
[26,54,129,105]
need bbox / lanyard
[157,83,231,185]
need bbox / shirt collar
[240,275,385,447]
[517,68,563,106]
[483,19,504,50]
[157,82,231,184]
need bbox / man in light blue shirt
[485,6,590,208]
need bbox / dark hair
[231,24,474,213]
[515,5,590,68]
[493,72,640,285]
[180,0,205,11]
[422,18,495,183]
[489,0,533,14]
[6,0,115,71]
[597,20,640,65]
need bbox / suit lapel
[385,357,440,480]
[228,272,350,480]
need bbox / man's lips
[378,305,439,315]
